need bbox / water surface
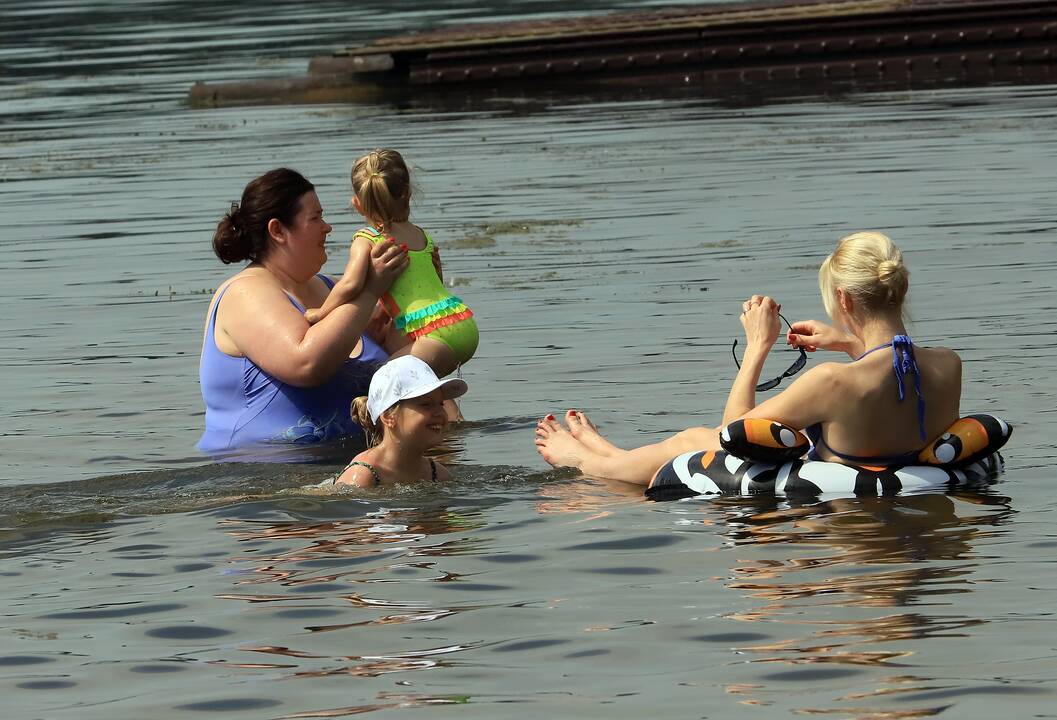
[1,1,1056,717]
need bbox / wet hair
[819,231,910,319]
[212,168,315,264]
[351,149,411,232]
[351,396,384,448]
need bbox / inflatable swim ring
[646,415,1011,501]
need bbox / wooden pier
[189,0,1057,105]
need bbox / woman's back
[811,343,962,463]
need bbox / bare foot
[535,415,588,469]
[564,410,622,457]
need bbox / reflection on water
[692,492,1022,715]
[2,479,1049,718]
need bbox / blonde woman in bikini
[535,231,962,485]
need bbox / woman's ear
[267,217,287,245]
[351,196,364,215]
[380,408,398,429]
[837,287,854,316]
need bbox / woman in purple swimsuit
[197,168,408,454]
[535,231,963,484]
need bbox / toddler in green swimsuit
[306,148,478,378]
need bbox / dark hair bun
[213,205,250,264]
[211,169,315,265]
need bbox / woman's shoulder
[220,266,282,293]
[791,360,859,406]
[917,345,962,387]
[918,344,962,370]
[208,268,270,311]
[801,360,847,386]
[213,268,294,313]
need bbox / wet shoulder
[340,455,384,487]
[212,268,279,314]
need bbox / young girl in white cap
[336,355,468,487]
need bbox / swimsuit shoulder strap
[854,336,927,441]
[206,282,235,334]
[429,458,438,482]
[855,341,893,360]
[344,460,382,486]
[355,227,387,244]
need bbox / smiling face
[291,191,333,268]
[387,389,448,447]
[269,190,333,276]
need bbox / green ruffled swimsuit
[357,226,478,365]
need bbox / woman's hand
[723,295,779,424]
[787,320,863,358]
[364,303,394,345]
[365,240,409,296]
[740,295,781,353]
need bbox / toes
[566,410,597,434]
[575,410,597,431]
[536,415,560,437]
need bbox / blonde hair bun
[351,395,383,447]
[819,231,909,317]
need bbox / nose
[324,221,333,234]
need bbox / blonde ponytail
[351,149,411,233]
[351,395,384,447]
[819,231,909,318]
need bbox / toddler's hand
[305,308,323,325]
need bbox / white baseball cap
[367,355,468,423]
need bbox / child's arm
[306,237,373,324]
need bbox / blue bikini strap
[891,335,927,441]
[855,336,927,442]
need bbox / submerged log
[188,0,1057,106]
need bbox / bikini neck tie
[891,334,927,441]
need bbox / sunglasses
[731,312,808,392]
